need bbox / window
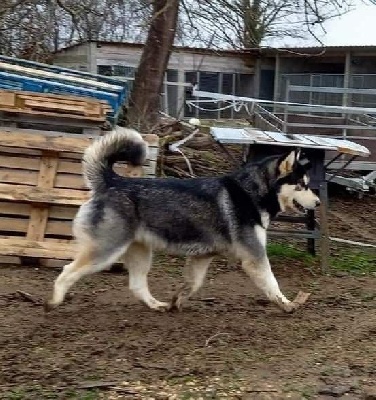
[113,65,127,76]
[97,65,112,76]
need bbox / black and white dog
[45,127,320,313]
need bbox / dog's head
[267,149,321,213]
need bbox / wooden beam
[0,237,76,259]
[27,152,60,241]
[0,183,89,205]
[0,128,159,153]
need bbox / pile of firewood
[152,117,244,178]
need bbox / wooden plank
[55,174,87,190]
[49,206,78,220]
[0,91,16,107]
[23,99,100,116]
[0,183,89,205]
[0,168,38,185]
[0,217,28,233]
[45,220,72,237]
[0,201,30,216]
[0,129,159,154]
[0,129,92,153]
[0,155,40,170]
[0,160,154,188]
[18,92,106,107]
[0,237,76,259]
[15,91,110,105]
[0,106,106,122]
[0,255,20,264]
[0,146,42,157]
[27,153,59,241]
[57,160,82,174]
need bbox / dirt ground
[0,193,375,400]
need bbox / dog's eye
[295,184,303,191]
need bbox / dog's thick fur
[45,127,320,313]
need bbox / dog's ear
[277,150,297,177]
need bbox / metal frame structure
[189,86,376,193]
[187,88,372,270]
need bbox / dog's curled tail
[83,126,147,192]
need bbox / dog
[45,127,320,313]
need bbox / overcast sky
[267,1,376,47]
[323,2,376,46]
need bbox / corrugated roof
[247,45,376,56]
[55,41,376,58]
[54,40,246,57]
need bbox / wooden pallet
[0,128,159,266]
[0,90,112,121]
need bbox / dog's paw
[277,291,311,313]
[43,300,57,313]
[148,300,170,312]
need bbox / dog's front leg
[241,256,310,313]
[237,225,310,313]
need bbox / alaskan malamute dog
[45,128,320,313]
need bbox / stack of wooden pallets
[0,55,128,124]
[0,127,159,266]
[0,90,111,120]
[0,90,112,133]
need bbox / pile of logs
[153,117,244,178]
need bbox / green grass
[267,242,376,275]
[267,242,316,264]
[330,249,376,274]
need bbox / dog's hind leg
[45,241,129,312]
[238,227,310,313]
[170,255,213,311]
[124,242,169,311]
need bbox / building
[53,41,255,119]
[252,45,376,108]
[53,42,376,118]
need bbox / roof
[54,40,247,57]
[55,41,376,59]
[247,45,376,57]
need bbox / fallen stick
[76,381,119,390]
[205,332,231,347]
[16,290,41,305]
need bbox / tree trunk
[127,0,180,132]
[242,0,263,48]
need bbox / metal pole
[319,181,329,273]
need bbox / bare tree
[0,0,375,130]
[127,0,180,131]
[179,0,374,49]
[0,0,151,59]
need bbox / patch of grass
[267,242,316,264]
[3,390,27,400]
[329,249,376,274]
[3,387,101,400]
[3,387,60,400]
[283,383,315,400]
[267,241,375,275]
